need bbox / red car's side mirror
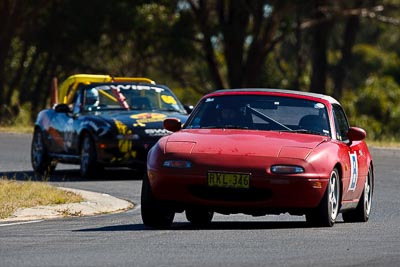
[347,127,366,142]
[163,118,182,132]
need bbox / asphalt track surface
[0,133,400,267]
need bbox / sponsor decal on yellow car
[131,113,167,127]
[113,119,136,161]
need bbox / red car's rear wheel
[342,165,373,222]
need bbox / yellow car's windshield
[83,84,186,113]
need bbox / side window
[72,90,83,114]
[332,104,349,142]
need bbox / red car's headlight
[270,165,304,174]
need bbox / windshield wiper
[199,125,248,129]
[289,129,327,136]
[159,108,181,112]
[222,125,249,129]
[246,105,292,131]
[130,107,151,111]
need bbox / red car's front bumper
[148,168,329,215]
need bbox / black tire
[31,128,56,175]
[80,134,98,178]
[342,166,373,223]
[306,168,341,227]
[132,166,146,179]
[141,173,175,229]
[185,209,214,227]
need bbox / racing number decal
[348,152,358,191]
[161,95,177,105]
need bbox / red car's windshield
[185,95,330,136]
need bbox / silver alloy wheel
[31,130,44,169]
[329,169,340,221]
[81,136,91,175]
[341,166,373,223]
[364,170,372,216]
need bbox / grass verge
[0,125,33,134]
[0,177,83,219]
[368,140,400,148]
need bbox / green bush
[342,75,400,141]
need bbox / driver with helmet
[85,88,100,110]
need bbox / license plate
[207,171,250,189]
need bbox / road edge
[0,187,134,222]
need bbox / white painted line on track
[0,220,44,227]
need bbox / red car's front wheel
[141,173,175,229]
[306,168,340,227]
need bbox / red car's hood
[164,129,329,160]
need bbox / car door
[50,89,82,155]
[332,104,368,201]
[44,107,68,154]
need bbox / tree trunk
[189,0,225,90]
[219,0,248,88]
[333,10,360,99]
[243,1,292,88]
[0,0,22,117]
[310,0,333,94]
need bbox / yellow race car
[31,74,189,178]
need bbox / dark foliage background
[1,0,399,140]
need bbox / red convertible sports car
[141,88,374,228]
